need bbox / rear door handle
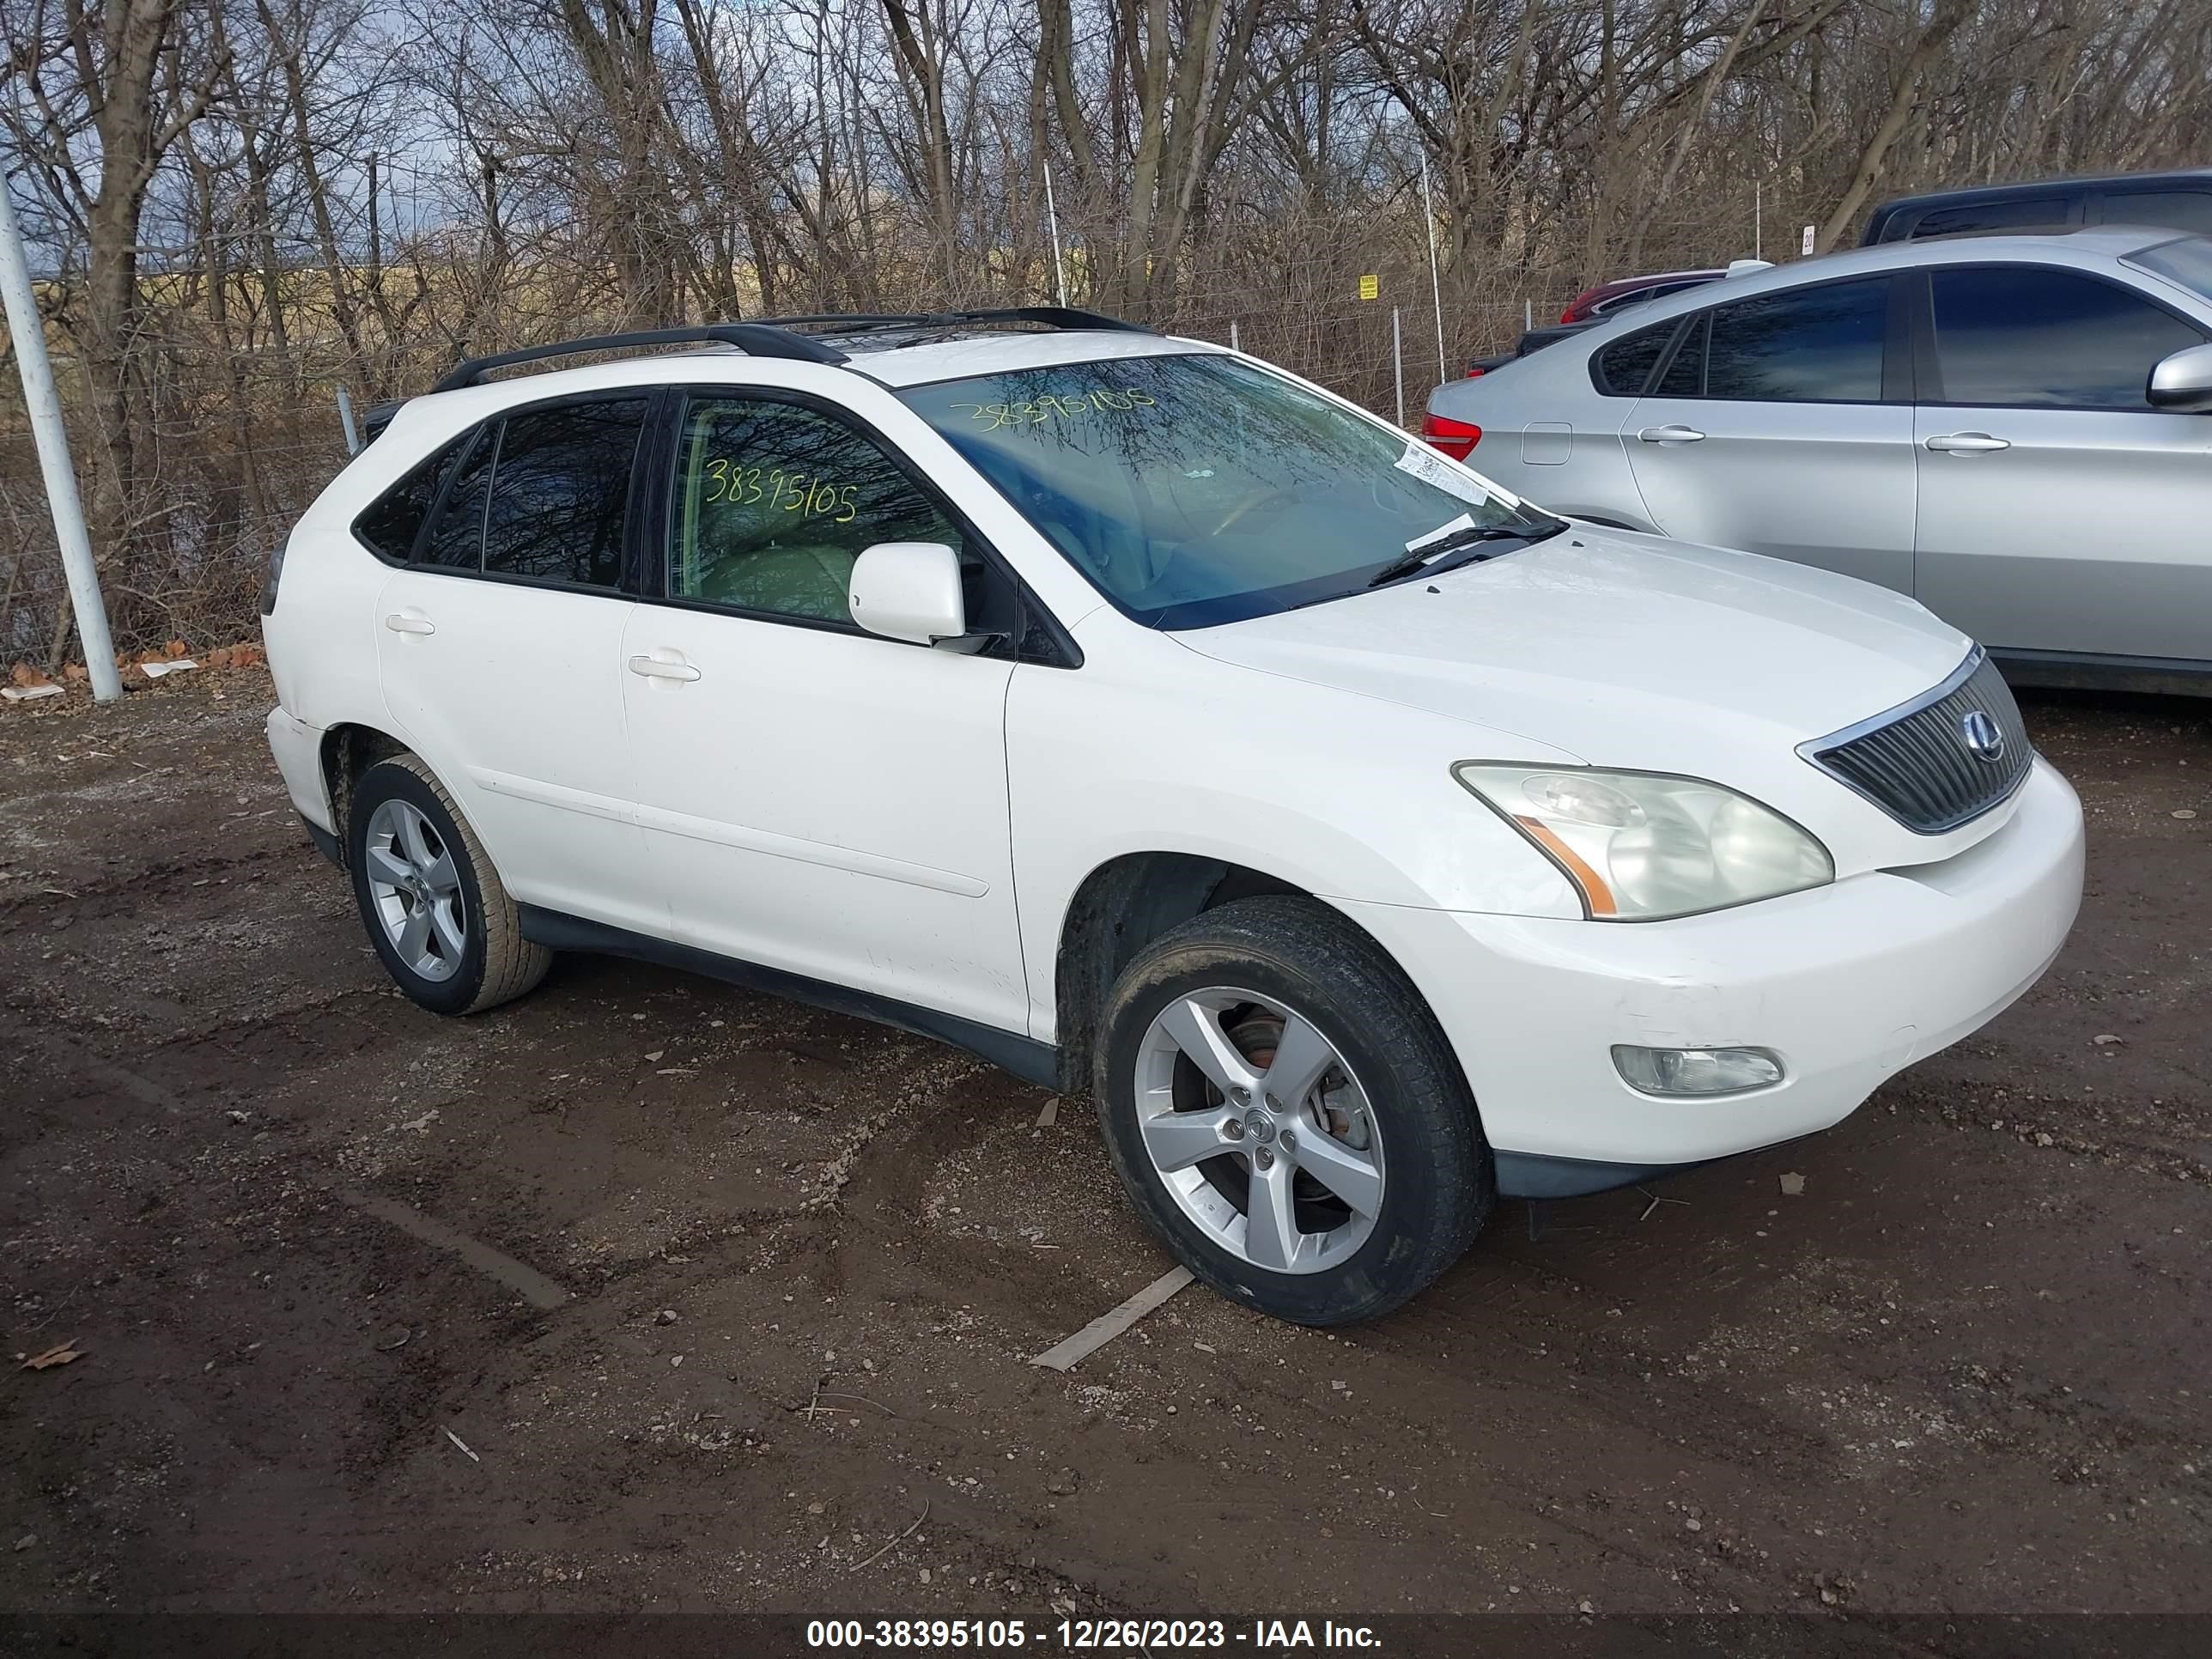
[1925,431,2010,453]
[383,611,434,635]
[628,653,701,684]
[1638,424,1706,444]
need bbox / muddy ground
[1,670,2206,1643]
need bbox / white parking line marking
[338,1189,572,1310]
[1029,1266,1194,1371]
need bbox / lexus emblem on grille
[1960,709,2006,763]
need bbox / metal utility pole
[1419,150,1447,383]
[0,170,121,701]
[362,152,383,278]
[1042,161,1068,307]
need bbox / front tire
[1093,896,1492,1325]
[347,754,550,1016]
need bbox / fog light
[1613,1045,1784,1097]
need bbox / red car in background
[1462,266,1734,380]
[1556,266,1729,324]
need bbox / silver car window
[1929,266,2205,409]
[1703,278,1889,402]
[1591,320,1677,396]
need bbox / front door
[618,391,1030,1035]
[373,396,662,933]
[1623,274,1918,592]
[1911,263,2212,662]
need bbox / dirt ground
[1,668,2206,1640]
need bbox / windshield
[2126,235,2212,307]
[896,353,1554,628]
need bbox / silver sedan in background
[1425,228,2212,692]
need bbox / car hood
[1175,526,1993,867]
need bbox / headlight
[1453,763,1832,921]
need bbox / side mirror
[848,542,980,649]
[2148,342,2212,411]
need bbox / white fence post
[1392,307,1405,428]
[0,168,121,702]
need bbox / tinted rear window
[1704,277,1889,401]
[1591,320,1676,396]
[355,436,467,562]
[420,430,495,570]
[481,398,649,588]
[1654,315,1706,397]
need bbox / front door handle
[383,611,434,635]
[1925,431,2010,453]
[628,653,701,684]
[1638,424,1706,444]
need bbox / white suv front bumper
[1338,757,2085,1193]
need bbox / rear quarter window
[1590,320,1678,396]
[353,435,469,562]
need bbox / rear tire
[347,754,550,1016]
[1093,896,1492,1325]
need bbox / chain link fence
[1,196,1670,671]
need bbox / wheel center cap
[1243,1110,1275,1144]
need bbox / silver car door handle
[1638,424,1706,444]
[627,653,701,683]
[383,611,434,635]
[1925,432,2010,453]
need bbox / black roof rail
[755,306,1154,338]
[432,323,848,393]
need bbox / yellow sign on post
[1358,274,1381,301]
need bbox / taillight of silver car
[1421,412,1481,460]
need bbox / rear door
[1911,263,2212,663]
[373,396,663,932]
[1621,274,1918,592]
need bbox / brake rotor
[1223,1010,1369,1149]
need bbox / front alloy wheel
[1095,896,1492,1326]
[1133,988,1385,1274]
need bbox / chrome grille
[1800,652,2032,834]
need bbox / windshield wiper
[1365,516,1569,587]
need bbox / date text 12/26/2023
[805,1618,1384,1650]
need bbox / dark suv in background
[1863,168,2212,243]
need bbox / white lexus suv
[261,309,2085,1325]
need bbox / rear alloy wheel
[347,753,550,1016]
[1095,896,1492,1325]
[362,798,469,984]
